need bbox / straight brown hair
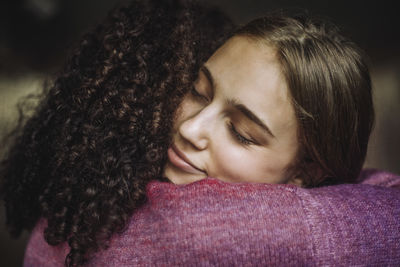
[236,14,374,187]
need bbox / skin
[163,36,301,185]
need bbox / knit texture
[24,169,400,266]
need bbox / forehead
[204,36,297,137]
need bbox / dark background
[1,0,399,266]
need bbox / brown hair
[236,14,374,187]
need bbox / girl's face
[163,36,300,185]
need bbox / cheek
[210,146,258,181]
[211,145,292,183]
[174,97,197,128]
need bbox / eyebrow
[200,65,215,89]
[200,65,275,138]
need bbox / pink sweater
[24,169,400,266]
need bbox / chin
[163,163,206,185]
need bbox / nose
[178,106,214,150]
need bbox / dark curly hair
[0,0,234,265]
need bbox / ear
[287,161,324,187]
[287,176,303,186]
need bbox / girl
[2,0,399,266]
[164,15,374,187]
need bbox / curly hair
[0,0,234,265]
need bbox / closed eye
[228,122,255,146]
[190,86,209,102]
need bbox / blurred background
[1,0,399,265]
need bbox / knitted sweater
[24,169,400,266]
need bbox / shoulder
[24,170,400,266]
[23,219,68,267]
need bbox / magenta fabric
[24,169,400,266]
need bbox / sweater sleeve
[296,180,400,265]
[23,169,400,266]
[358,168,400,188]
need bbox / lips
[167,144,205,175]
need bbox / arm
[24,170,400,266]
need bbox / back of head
[0,0,234,265]
[236,14,374,187]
